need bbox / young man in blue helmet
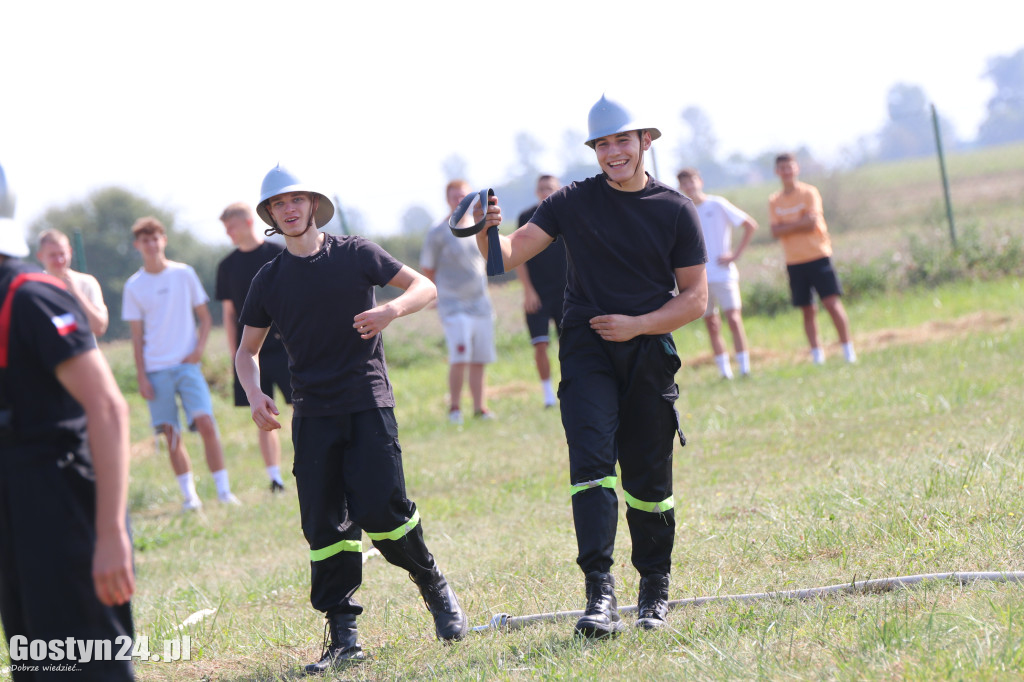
[472,96,708,636]
[235,165,467,674]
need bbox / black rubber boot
[635,573,670,630]
[412,568,468,642]
[304,612,365,675]
[574,572,624,638]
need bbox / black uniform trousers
[558,324,684,577]
[292,408,436,616]
[0,435,134,681]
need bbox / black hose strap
[448,188,504,276]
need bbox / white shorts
[441,312,496,364]
[704,280,742,318]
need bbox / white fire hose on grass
[470,571,1024,633]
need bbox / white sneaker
[218,493,241,506]
[448,409,463,425]
[182,496,203,512]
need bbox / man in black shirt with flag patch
[0,217,135,680]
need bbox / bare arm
[474,221,554,273]
[64,277,109,336]
[720,216,759,265]
[589,264,708,342]
[353,265,437,339]
[770,213,817,238]
[55,348,134,607]
[129,320,153,400]
[222,300,238,359]
[235,324,277,430]
[469,196,554,272]
[183,303,212,364]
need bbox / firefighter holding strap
[471,96,708,636]
[0,217,135,680]
[235,166,467,675]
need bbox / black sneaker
[635,573,670,630]
[574,572,624,638]
[304,613,364,675]
[269,480,285,494]
[412,569,468,641]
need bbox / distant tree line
[22,47,1023,336]
[29,188,229,340]
[677,46,1024,187]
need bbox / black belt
[448,188,504,276]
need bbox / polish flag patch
[51,312,78,336]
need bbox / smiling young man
[36,229,109,337]
[122,217,238,511]
[472,96,708,636]
[769,153,855,365]
[235,165,467,675]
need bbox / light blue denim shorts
[145,363,215,433]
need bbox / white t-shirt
[695,195,752,283]
[122,261,209,372]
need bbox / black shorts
[525,295,563,344]
[786,256,843,307]
[234,348,293,406]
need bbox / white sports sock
[266,465,283,485]
[541,379,556,405]
[843,342,857,363]
[715,353,734,379]
[737,351,750,375]
[811,347,825,365]
[177,472,198,501]
[211,469,232,498]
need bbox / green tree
[977,47,1024,146]
[876,83,955,160]
[29,187,228,339]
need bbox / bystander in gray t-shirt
[420,218,493,317]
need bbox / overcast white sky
[2,0,1022,245]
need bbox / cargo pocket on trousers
[662,382,686,447]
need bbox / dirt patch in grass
[855,311,1016,352]
[681,311,1020,370]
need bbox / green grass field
[3,145,1024,681]
[7,274,1021,681]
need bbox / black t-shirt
[529,173,707,328]
[0,260,95,442]
[239,234,403,416]
[215,241,286,353]
[518,204,568,303]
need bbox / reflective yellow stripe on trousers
[623,491,674,513]
[569,476,617,497]
[365,509,421,542]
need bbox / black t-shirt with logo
[0,260,95,442]
[528,173,707,329]
[518,204,568,303]
[239,234,403,416]
[216,241,286,353]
